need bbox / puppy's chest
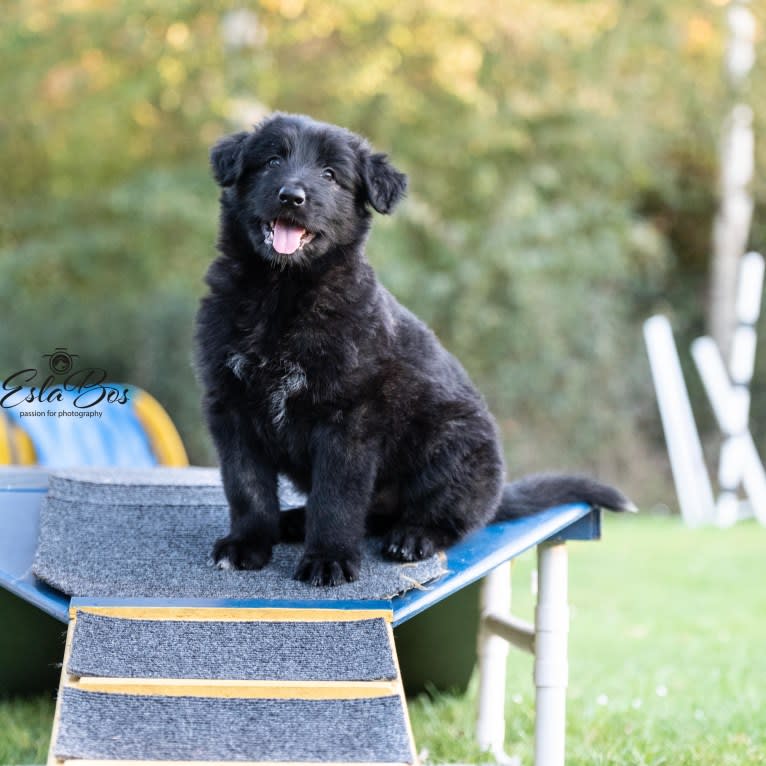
[226,337,305,412]
[221,290,351,432]
[224,316,323,437]
[266,360,308,432]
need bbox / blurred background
[2,0,765,511]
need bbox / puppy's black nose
[279,185,306,207]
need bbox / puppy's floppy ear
[210,131,249,187]
[363,152,408,214]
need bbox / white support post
[720,251,764,524]
[477,561,515,765]
[643,315,716,525]
[691,334,766,525]
[534,542,569,766]
[709,0,755,358]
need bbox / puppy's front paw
[211,535,273,571]
[383,526,438,562]
[294,552,360,586]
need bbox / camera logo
[42,348,79,376]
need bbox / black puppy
[195,113,633,586]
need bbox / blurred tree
[1,1,763,506]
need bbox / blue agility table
[0,468,601,766]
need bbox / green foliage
[1,2,763,502]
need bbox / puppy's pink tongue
[272,220,305,254]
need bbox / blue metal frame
[0,470,600,626]
[390,504,598,625]
[0,486,70,621]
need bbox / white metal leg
[476,544,570,765]
[477,560,513,763]
[534,542,569,766]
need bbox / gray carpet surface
[33,496,445,600]
[69,612,396,681]
[48,467,225,505]
[55,689,413,762]
[48,467,306,508]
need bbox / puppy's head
[210,114,407,269]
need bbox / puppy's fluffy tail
[493,473,637,521]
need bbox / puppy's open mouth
[262,219,316,255]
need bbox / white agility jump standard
[644,251,766,526]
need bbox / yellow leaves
[80,49,104,72]
[499,1,618,49]
[166,22,191,50]
[387,24,412,51]
[159,88,182,111]
[685,15,717,54]
[158,56,186,87]
[57,0,106,11]
[307,4,345,38]
[346,48,403,100]
[260,0,306,19]
[42,63,80,105]
[432,37,484,104]
[259,0,282,13]
[156,56,186,112]
[131,100,160,128]
[279,0,307,20]
[225,98,270,128]
[24,9,52,33]
[41,49,109,106]
[79,48,111,90]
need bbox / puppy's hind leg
[207,403,280,570]
[383,440,504,562]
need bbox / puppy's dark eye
[321,168,335,181]
[267,157,281,169]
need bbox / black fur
[495,473,633,519]
[194,113,633,587]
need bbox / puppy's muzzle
[279,185,306,207]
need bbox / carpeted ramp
[33,468,446,601]
[56,690,412,762]
[40,470,429,764]
[50,605,417,765]
[68,612,397,681]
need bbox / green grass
[408,514,766,765]
[0,696,54,765]
[2,515,765,764]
